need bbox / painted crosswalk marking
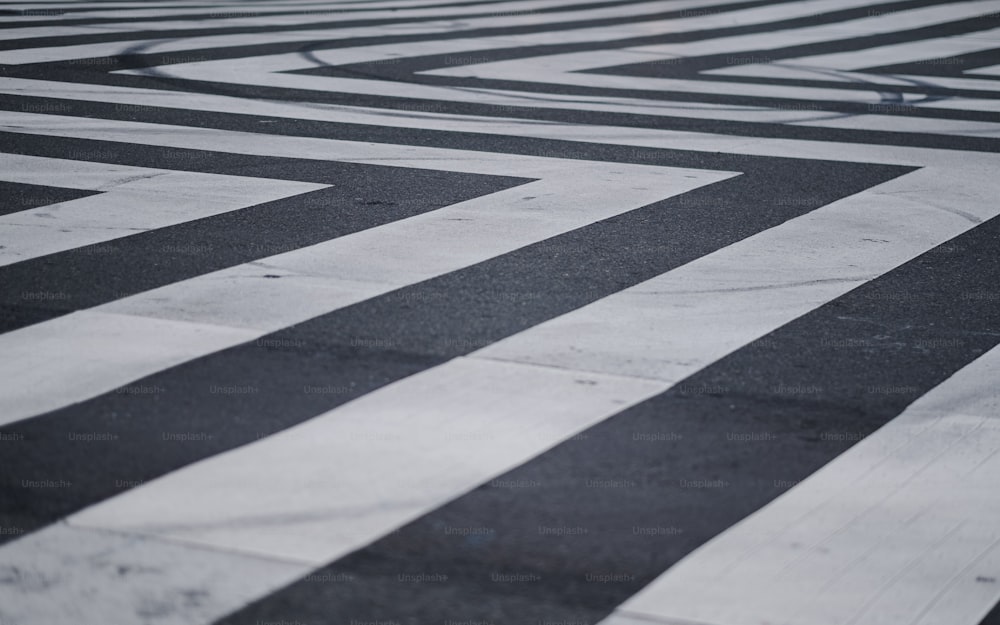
[1,0,999,623]
[603,344,1000,625]
[0,152,327,266]
[0,112,734,423]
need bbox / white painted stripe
[6,142,999,624]
[0,110,719,185]
[0,152,163,191]
[0,360,665,625]
[601,344,1000,625]
[116,54,1000,131]
[0,0,747,64]
[0,112,735,424]
[466,83,1000,130]
[0,310,259,419]
[472,166,1000,382]
[18,70,847,133]
[717,26,1000,77]
[115,4,1000,131]
[68,359,666,564]
[707,25,1000,90]
[398,2,1000,113]
[0,525,310,625]
[26,55,896,130]
[3,0,545,11]
[602,0,1000,62]
[1,81,994,168]
[0,153,326,266]
[967,62,1000,76]
[0,0,642,42]
[7,1,996,133]
[422,0,1000,78]
[155,47,906,107]
[0,4,1000,625]
[426,56,1000,113]
[0,0,526,22]
[794,113,1000,139]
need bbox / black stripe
[218,211,1000,625]
[0,154,910,545]
[0,92,952,176]
[0,4,223,16]
[0,0,783,52]
[299,64,1000,114]
[0,132,529,333]
[981,597,1000,625]
[0,0,564,32]
[591,12,1000,79]
[10,0,972,106]
[319,5,1000,102]
[0,180,98,217]
[3,82,998,162]
[12,62,1000,128]
[0,0,937,66]
[278,2,1000,110]
[864,46,1000,78]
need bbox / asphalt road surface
[1,0,1000,624]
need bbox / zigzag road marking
[604,344,1000,625]
[0,143,996,625]
[217,205,1000,624]
[0,152,326,266]
[2,0,999,623]
[0,0,737,64]
[0,111,736,424]
[0,0,632,43]
[705,25,1000,90]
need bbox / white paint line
[602,344,1000,625]
[707,24,1000,97]
[0,0,745,64]
[712,26,1000,78]
[473,166,1000,382]
[0,310,259,422]
[3,80,999,168]
[967,62,1000,76]
[68,358,665,564]
[0,0,639,42]
[0,153,326,266]
[115,2,1000,134]
[0,359,663,625]
[610,0,1000,62]
[0,112,735,425]
[12,139,1000,625]
[0,524,310,625]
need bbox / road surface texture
[1,0,1000,624]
